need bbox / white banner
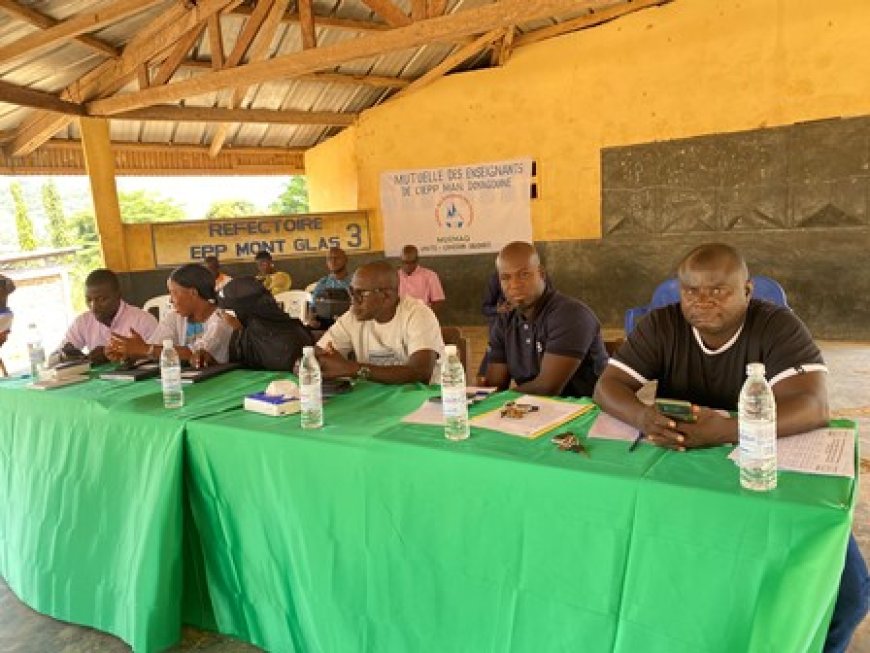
[380,158,533,257]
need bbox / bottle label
[442,387,467,419]
[301,385,322,409]
[739,420,776,459]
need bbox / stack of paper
[727,427,855,478]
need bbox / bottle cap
[303,346,314,355]
[162,339,174,350]
[746,362,766,376]
[444,344,457,356]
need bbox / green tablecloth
[0,369,281,652]
[185,382,855,653]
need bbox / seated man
[0,274,14,374]
[484,241,608,397]
[254,250,291,295]
[398,244,445,314]
[316,261,443,384]
[56,268,157,365]
[593,242,868,653]
[308,246,352,329]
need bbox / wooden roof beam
[151,21,208,87]
[298,0,317,50]
[427,0,449,19]
[113,105,356,126]
[177,60,410,87]
[229,4,389,32]
[394,27,504,101]
[360,0,411,28]
[513,0,671,48]
[0,79,85,116]
[10,0,236,157]
[87,0,609,116]
[0,0,164,66]
[0,0,120,58]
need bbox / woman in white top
[108,264,234,366]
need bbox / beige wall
[305,0,870,249]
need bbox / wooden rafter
[114,105,356,126]
[178,61,410,87]
[11,0,235,156]
[0,79,85,116]
[136,63,150,90]
[0,0,119,58]
[410,0,428,22]
[224,0,276,69]
[513,0,671,48]
[0,0,163,66]
[427,0,449,19]
[394,27,504,100]
[298,0,317,50]
[207,14,225,70]
[209,0,288,157]
[151,22,208,87]
[86,0,606,116]
[360,0,411,28]
[230,4,389,32]
[491,24,515,66]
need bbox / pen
[628,432,645,452]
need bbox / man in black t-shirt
[593,242,867,653]
[485,241,608,398]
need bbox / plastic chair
[275,290,312,322]
[304,282,317,293]
[143,294,172,321]
[624,275,788,334]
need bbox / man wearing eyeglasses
[315,261,443,384]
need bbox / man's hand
[108,328,148,360]
[314,343,356,380]
[674,407,737,448]
[88,346,109,366]
[638,404,689,451]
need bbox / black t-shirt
[612,299,826,410]
[488,289,609,398]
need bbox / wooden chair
[440,326,470,372]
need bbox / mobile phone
[654,398,696,423]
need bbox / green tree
[67,208,105,311]
[205,198,257,219]
[10,181,37,251]
[118,190,185,223]
[270,176,309,214]
[42,179,71,247]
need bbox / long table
[184,383,856,653]
[0,373,857,652]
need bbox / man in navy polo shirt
[484,241,608,397]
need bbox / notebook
[179,361,241,384]
[99,360,160,381]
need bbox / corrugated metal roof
[0,0,662,155]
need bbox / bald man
[316,261,443,384]
[484,241,608,397]
[593,242,867,653]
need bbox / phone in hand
[654,398,696,423]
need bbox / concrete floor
[1,335,868,652]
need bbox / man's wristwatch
[355,364,372,381]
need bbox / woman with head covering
[108,264,234,367]
[218,276,313,371]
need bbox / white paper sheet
[727,427,855,478]
[469,395,594,439]
[587,411,640,442]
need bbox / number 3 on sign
[345,223,362,248]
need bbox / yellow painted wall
[305,0,870,248]
[306,126,359,212]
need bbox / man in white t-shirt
[316,261,444,384]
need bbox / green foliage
[10,182,37,251]
[66,208,104,312]
[270,176,310,214]
[42,180,70,248]
[118,190,186,223]
[205,198,257,219]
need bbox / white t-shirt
[317,296,444,367]
[148,307,233,364]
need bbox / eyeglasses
[349,287,387,302]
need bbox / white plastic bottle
[738,362,777,491]
[441,344,470,441]
[299,346,323,429]
[26,322,45,378]
[160,339,184,409]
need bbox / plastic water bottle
[441,344,469,441]
[299,346,323,429]
[26,323,45,378]
[160,339,184,409]
[738,362,777,491]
